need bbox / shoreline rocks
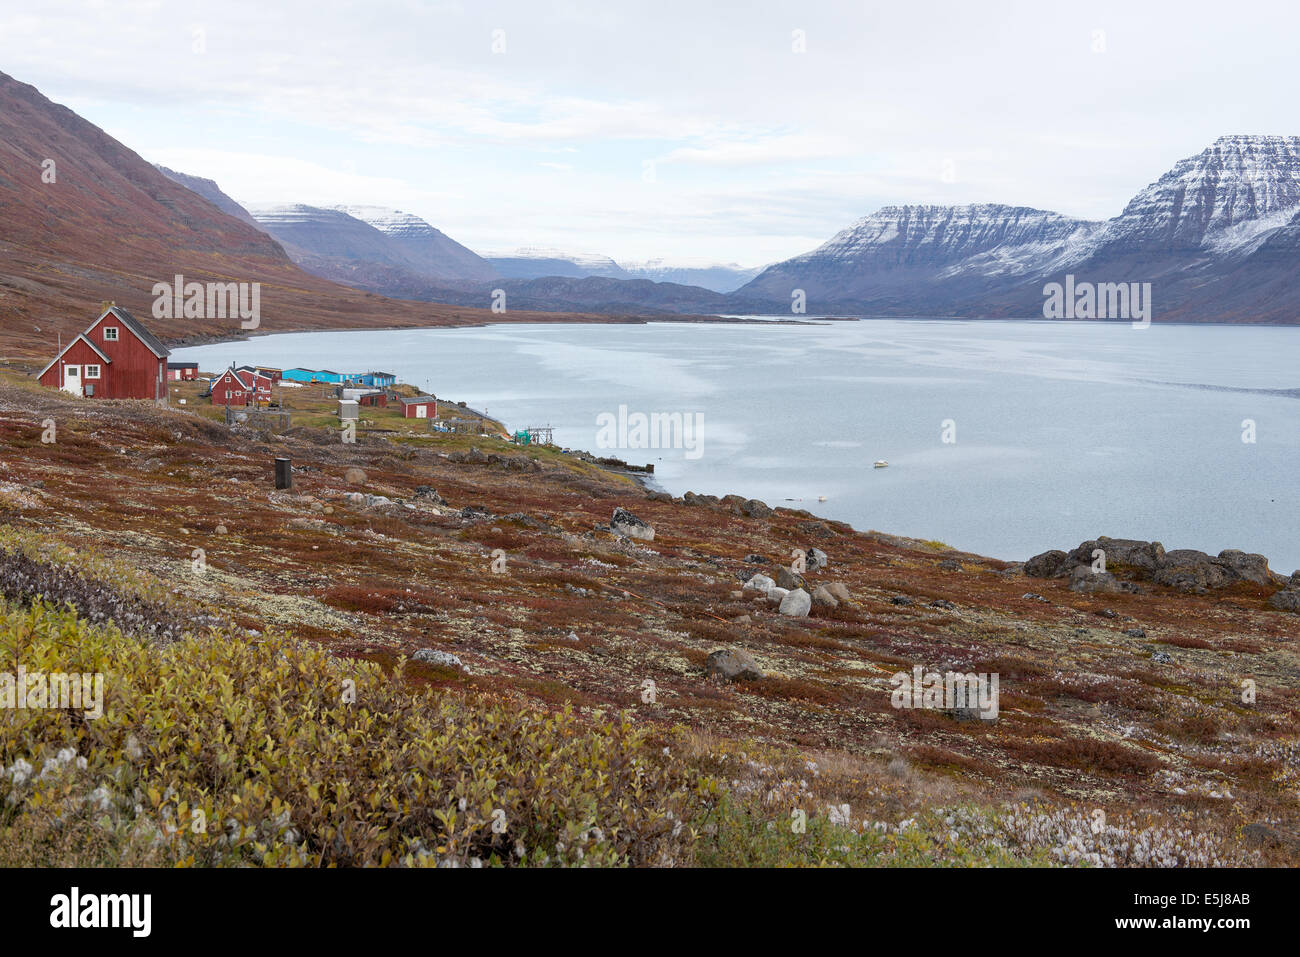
[1026,536,1288,599]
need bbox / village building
[209,367,274,407]
[167,361,199,381]
[282,368,348,384]
[37,305,169,401]
[357,371,397,388]
[399,395,438,419]
[236,364,283,385]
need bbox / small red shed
[400,395,438,419]
[168,362,199,381]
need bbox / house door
[62,365,82,397]
[416,405,427,418]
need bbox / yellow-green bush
[0,598,716,867]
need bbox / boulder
[1152,550,1231,591]
[824,582,852,603]
[811,585,839,608]
[778,588,812,617]
[705,648,764,681]
[412,648,463,669]
[1240,823,1300,849]
[1076,537,1166,575]
[1024,550,1068,578]
[610,507,655,541]
[767,586,790,604]
[682,491,720,507]
[344,467,367,485]
[1067,566,1134,594]
[806,547,829,571]
[1267,589,1300,613]
[774,565,806,591]
[743,554,768,564]
[1215,549,1273,586]
[740,498,773,518]
[743,573,776,595]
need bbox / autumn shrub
[0,598,717,867]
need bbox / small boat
[873,460,889,469]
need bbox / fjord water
[174,320,1300,572]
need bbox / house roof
[233,369,271,388]
[97,306,169,358]
[366,371,396,378]
[36,334,113,379]
[168,361,199,369]
[399,395,437,404]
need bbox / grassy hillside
[0,371,1296,866]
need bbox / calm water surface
[174,320,1300,572]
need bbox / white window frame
[85,364,101,379]
[103,327,119,341]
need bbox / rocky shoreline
[1025,535,1300,612]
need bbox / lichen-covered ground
[1,371,1296,866]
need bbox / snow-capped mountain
[737,136,1300,321]
[621,260,763,293]
[1086,135,1300,256]
[482,247,629,280]
[481,249,762,293]
[248,204,413,268]
[335,205,497,281]
[740,204,1101,306]
[245,203,497,294]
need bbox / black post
[275,456,292,490]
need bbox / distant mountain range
[739,135,1300,322]
[0,69,618,361]
[479,248,761,292]
[4,64,1300,341]
[162,133,1300,323]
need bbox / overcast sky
[5,0,1300,266]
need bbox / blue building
[282,368,349,384]
[357,371,398,388]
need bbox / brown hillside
[0,70,648,364]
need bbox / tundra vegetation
[0,369,1295,866]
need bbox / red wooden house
[210,367,274,407]
[237,365,282,385]
[168,362,199,381]
[37,306,169,401]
